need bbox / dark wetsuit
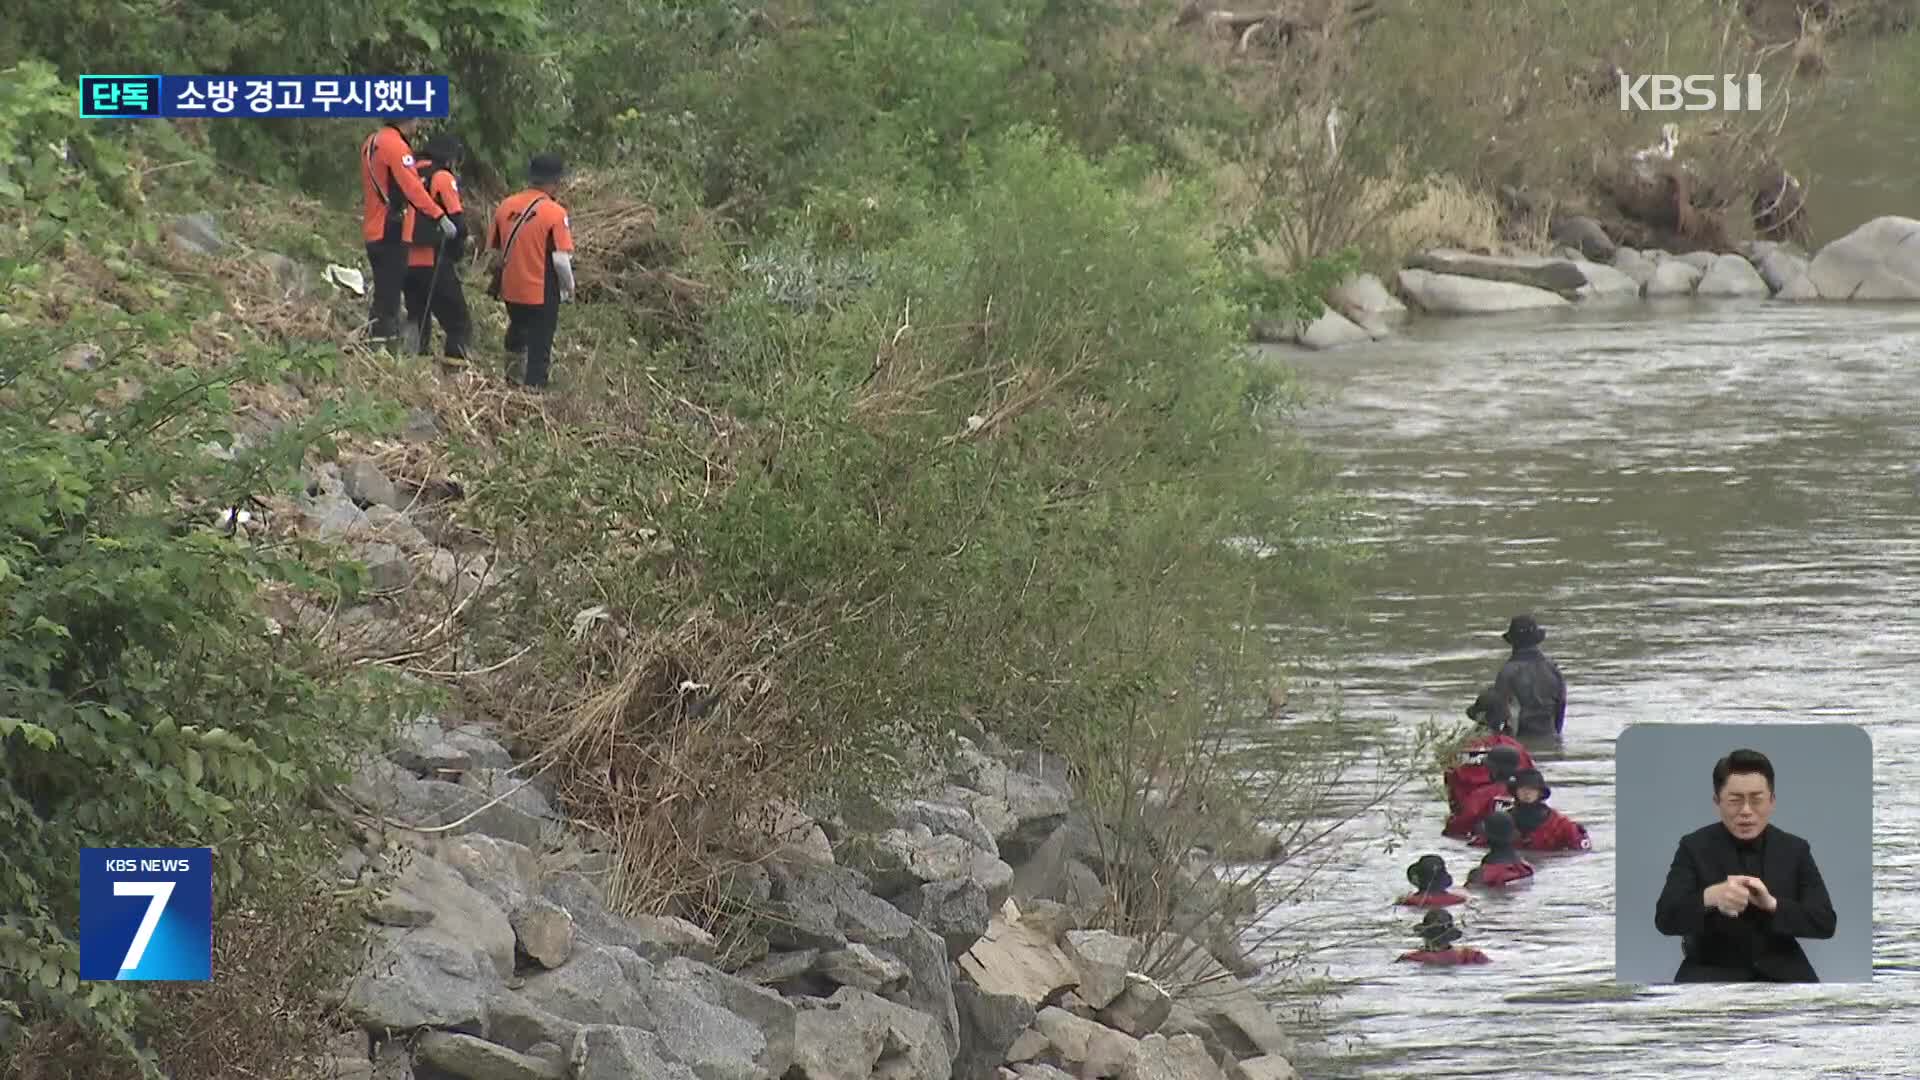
[1493,646,1566,738]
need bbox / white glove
[559,287,574,303]
[438,215,458,240]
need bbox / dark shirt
[1492,646,1566,737]
[1653,822,1836,983]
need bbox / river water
[1257,300,1920,1078]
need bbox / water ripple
[1257,302,1920,1076]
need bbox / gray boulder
[414,1031,564,1080]
[788,987,951,1080]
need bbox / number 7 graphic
[114,881,175,974]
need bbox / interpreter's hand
[1733,875,1778,912]
[1704,878,1751,918]
[559,287,574,303]
[439,215,458,240]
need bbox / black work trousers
[365,240,411,344]
[402,250,472,358]
[504,272,562,387]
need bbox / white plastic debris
[323,265,365,296]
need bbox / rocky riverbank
[1260,215,1920,351]
[315,711,1303,1080]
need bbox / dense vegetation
[4,1,1917,1076]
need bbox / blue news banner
[79,75,449,120]
[79,848,213,981]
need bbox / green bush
[0,324,422,1075]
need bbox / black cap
[1407,854,1451,892]
[420,135,464,164]
[1509,768,1551,801]
[1481,809,1517,847]
[1416,908,1463,949]
[1467,686,1510,731]
[1502,614,1546,647]
[1485,745,1521,780]
[529,153,567,183]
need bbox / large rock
[1326,272,1410,332]
[1099,974,1173,1038]
[1061,930,1140,1010]
[344,457,402,510]
[958,903,1081,1007]
[1611,247,1658,287]
[659,956,798,1080]
[539,871,714,963]
[763,861,874,951]
[1643,259,1704,297]
[789,987,951,1080]
[1226,1056,1300,1080]
[954,979,1035,1080]
[898,798,1000,857]
[884,923,963,1061]
[1403,249,1592,294]
[895,877,992,960]
[854,828,1013,904]
[816,943,911,993]
[1569,260,1642,303]
[1695,254,1771,298]
[510,898,575,969]
[516,945,653,1029]
[639,973,771,1080]
[1033,1006,1139,1077]
[1291,305,1374,349]
[343,926,492,1035]
[1121,1033,1226,1080]
[572,1027,696,1080]
[348,758,552,850]
[1549,215,1616,261]
[434,834,542,912]
[365,852,517,978]
[391,718,515,777]
[1752,245,1818,299]
[485,990,581,1056]
[414,1031,563,1080]
[1807,218,1920,298]
[1393,268,1570,315]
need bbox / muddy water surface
[1257,301,1920,1078]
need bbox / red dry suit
[1467,858,1535,888]
[1443,734,1535,814]
[1397,947,1491,966]
[1468,806,1592,853]
[1398,890,1467,908]
[1443,782,1513,839]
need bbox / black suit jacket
[1653,822,1837,982]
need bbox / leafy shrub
[0,324,422,1075]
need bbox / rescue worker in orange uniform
[400,135,473,362]
[486,154,575,388]
[360,118,452,346]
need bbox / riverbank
[1259,215,1920,351]
[326,703,1304,1080]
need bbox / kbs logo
[79,848,213,981]
[1618,73,1764,112]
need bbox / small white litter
[324,264,365,295]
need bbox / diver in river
[1444,745,1523,837]
[1399,854,1468,908]
[1445,692,1535,816]
[1469,767,1592,852]
[1396,909,1491,966]
[1491,614,1567,740]
[1467,810,1536,888]
[1466,683,1512,734]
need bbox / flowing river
[1258,300,1920,1078]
